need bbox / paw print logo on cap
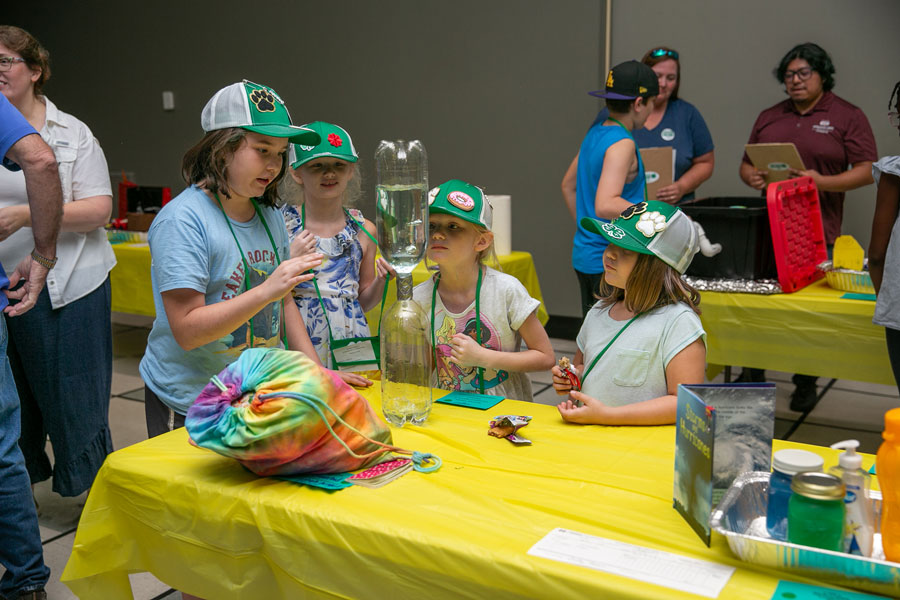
[249,89,276,112]
[636,211,667,238]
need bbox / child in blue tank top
[565,60,660,316]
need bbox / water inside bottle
[376,183,427,275]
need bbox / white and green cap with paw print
[200,80,320,145]
[581,200,699,274]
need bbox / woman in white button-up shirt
[0,26,115,498]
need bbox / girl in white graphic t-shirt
[411,179,554,402]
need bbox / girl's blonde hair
[278,161,362,209]
[597,253,700,315]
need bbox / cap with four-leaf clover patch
[427,179,493,230]
[580,200,699,273]
[201,80,320,145]
[289,122,358,169]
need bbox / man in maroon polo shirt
[738,42,877,412]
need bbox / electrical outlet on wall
[162,91,175,111]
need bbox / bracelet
[31,249,57,270]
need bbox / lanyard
[608,117,649,203]
[214,193,286,348]
[300,204,389,362]
[431,267,484,394]
[580,311,642,385]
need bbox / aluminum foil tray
[818,260,875,294]
[711,472,898,597]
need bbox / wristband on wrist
[31,249,57,270]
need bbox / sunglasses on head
[650,48,679,60]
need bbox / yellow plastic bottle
[877,408,900,562]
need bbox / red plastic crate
[766,176,828,293]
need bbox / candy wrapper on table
[488,415,533,445]
[185,348,394,476]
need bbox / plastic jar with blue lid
[766,449,824,540]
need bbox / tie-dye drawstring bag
[185,348,439,476]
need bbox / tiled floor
[13,317,900,598]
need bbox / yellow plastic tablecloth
[62,389,847,599]
[110,243,548,325]
[700,279,894,386]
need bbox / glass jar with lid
[787,471,846,551]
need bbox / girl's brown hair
[0,26,51,95]
[597,252,700,315]
[181,128,286,207]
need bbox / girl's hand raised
[557,392,608,423]
[551,365,573,395]
[449,333,486,368]
[264,253,322,300]
[290,229,317,259]
[375,257,395,280]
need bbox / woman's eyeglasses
[649,48,678,60]
[783,67,814,82]
[0,57,26,72]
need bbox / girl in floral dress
[281,122,390,368]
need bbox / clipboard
[744,143,806,183]
[640,146,675,200]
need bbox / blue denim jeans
[0,314,49,598]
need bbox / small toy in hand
[558,356,581,391]
[488,415,532,445]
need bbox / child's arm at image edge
[559,338,705,426]
[284,299,321,362]
[357,219,388,311]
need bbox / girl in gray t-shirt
[552,201,706,425]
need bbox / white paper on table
[486,194,511,255]
[527,528,734,598]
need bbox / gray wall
[8,0,604,318]
[610,0,900,267]
[8,1,900,318]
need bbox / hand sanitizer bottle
[829,439,874,556]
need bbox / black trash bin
[680,197,777,280]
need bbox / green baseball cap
[427,179,493,229]
[201,80,320,145]
[289,122,359,169]
[581,200,698,273]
